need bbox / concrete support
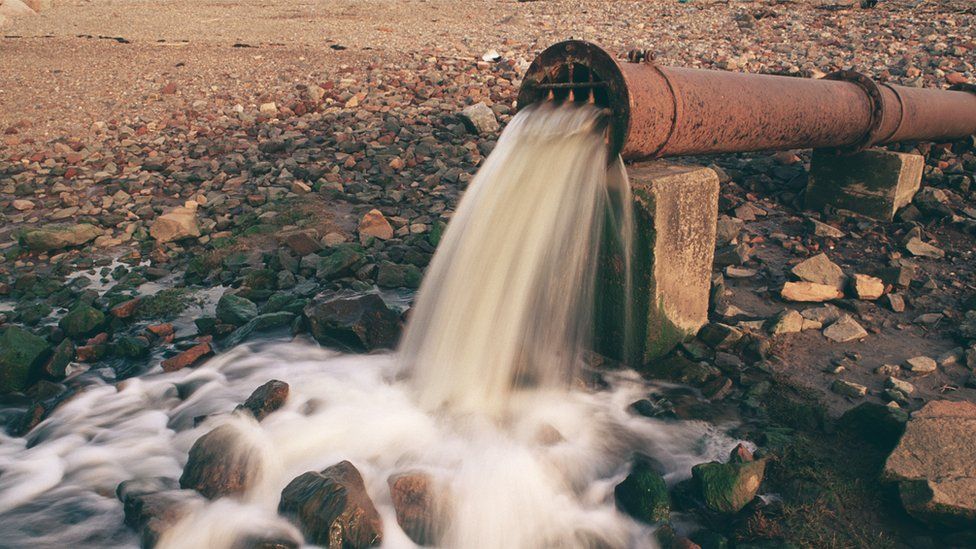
[805,148,925,221]
[595,162,719,365]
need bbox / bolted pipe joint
[517,40,976,161]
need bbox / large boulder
[150,206,200,243]
[303,293,400,351]
[691,444,766,514]
[0,326,51,393]
[614,455,670,524]
[278,461,382,548]
[179,424,261,499]
[882,400,976,528]
[19,224,101,252]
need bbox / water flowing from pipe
[0,103,739,549]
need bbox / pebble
[904,356,937,375]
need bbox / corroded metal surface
[517,40,976,160]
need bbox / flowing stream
[0,103,738,548]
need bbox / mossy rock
[216,293,258,326]
[376,261,423,289]
[0,326,52,393]
[314,246,364,280]
[59,304,106,339]
[692,458,766,514]
[614,455,671,524]
[43,339,75,379]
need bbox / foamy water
[0,103,738,548]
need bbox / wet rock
[58,304,106,339]
[180,424,261,499]
[231,533,301,549]
[278,461,383,548]
[42,338,74,379]
[304,293,400,351]
[883,401,976,528]
[791,253,846,289]
[781,282,843,302]
[150,206,201,243]
[19,223,101,252]
[309,246,365,280]
[851,274,884,300]
[831,379,867,398]
[458,102,499,135]
[217,293,259,326]
[115,335,151,359]
[904,237,945,259]
[358,209,394,243]
[822,315,867,342]
[692,444,766,514]
[111,298,142,319]
[237,380,289,421]
[376,262,423,289]
[904,355,937,375]
[117,477,200,548]
[161,342,213,372]
[0,325,51,393]
[614,455,670,524]
[389,472,442,546]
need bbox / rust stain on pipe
[516,40,976,161]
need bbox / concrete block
[595,162,719,365]
[805,148,924,221]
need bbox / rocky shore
[2,0,976,547]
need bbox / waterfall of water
[400,103,615,414]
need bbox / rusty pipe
[516,40,976,161]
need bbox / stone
[150,206,200,243]
[692,447,766,514]
[42,338,74,379]
[358,209,394,242]
[885,376,915,395]
[279,229,322,256]
[19,223,101,251]
[236,380,289,421]
[884,293,906,313]
[58,304,106,339]
[216,293,258,326]
[24,0,53,12]
[595,162,720,363]
[389,472,442,546]
[839,402,908,449]
[904,356,937,375]
[12,199,34,211]
[715,215,744,245]
[768,309,804,335]
[304,293,400,351]
[697,323,742,350]
[781,282,843,302]
[376,261,423,289]
[809,218,845,238]
[831,379,867,398]
[904,237,945,259]
[118,478,200,548]
[805,148,924,221]
[278,461,383,548]
[822,315,867,342]
[791,253,846,290]
[0,0,36,17]
[614,455,670,524]
[851,274,884,300]
[457,102,499,135]
[0,326,51,393]
[161,342,212,372]
[259,102,278,116]
[883,401,976,528]
[180,424,260,499]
